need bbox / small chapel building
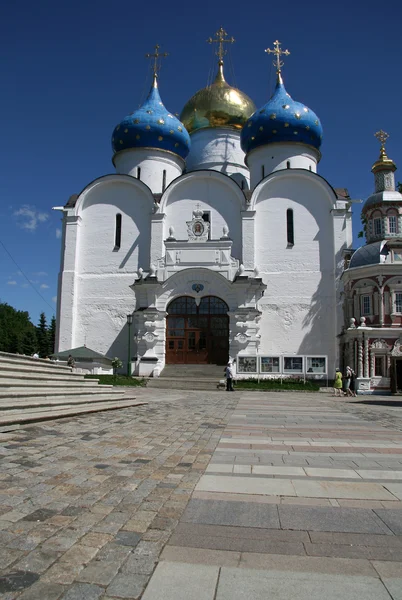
[55,33,374,384]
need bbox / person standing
[343,366,351,396]
[225,362,234,392]
[349,367,357,397]
[333,368,343,397]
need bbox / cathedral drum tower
[341,131,402,394]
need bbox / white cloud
[56,228,62,239]
[13,205,49,231]
[21,283,29,288]
[52,296,57,303]
[33,271,48,277]
[40,283,49,289]
[7,280,17,285]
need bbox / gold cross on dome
[374,129,389,150]
[265,40,290,73]
[207,27,235,63]
[145,44,169,77]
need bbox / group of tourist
[333,366,357,397]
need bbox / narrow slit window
[162,169,166,192]
[286,160,290,169]
[287,208,294,246]
[309,165,312,171]
[115,213,122,249]
[137,167,141,180]
[261,165,265,179]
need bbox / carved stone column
[370,351,375,378]
[379,287,384,326]
[364,335,369,378]
[357,338,363,378]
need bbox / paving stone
[0,571,40,594]
[374,509,402,534]
[76,560,120,585]
[17,581,66,600]
[14,549,61,574]
[106,574,149,599]
[181,498,280,528]
[383,578,402,600]
[309,531,402,547]
[216,567,392,599]
[304,541,402,561]
[22,509,58,522]
[278,506,393,534]
[59,544,99,565]
[141,562,219,600]
[41,562,84,584]
[115,531,141,547]
[121,554,156,575]
[60,583,104,600]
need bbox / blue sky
[1,0,401,325]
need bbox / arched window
[162,169,166,192]
[115,214,122,249]
[387,209,398,235]
[137,167,141,180]
[286,161,290,169]
[287,208,294,246]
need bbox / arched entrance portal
[166,296,229,365]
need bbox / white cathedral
[55,33,402,389]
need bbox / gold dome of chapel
[180,60,256,135]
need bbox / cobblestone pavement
[0,390,236,599]
[0,390,402,599]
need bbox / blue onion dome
[112,76,190,160]
[240,73,323,154]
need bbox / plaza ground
[0,390,401,599]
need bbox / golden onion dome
[180,61,256,135]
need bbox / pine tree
[37,312,49,358]
[22,329,37,356]
[49,316,56,355]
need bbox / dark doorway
[166,296,229,365]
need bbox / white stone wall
[247,142,319,190]
[57,175,154,357]
[250,170,338,371]
[185,129,250,190]
[113,148,184,194]
[160,171,246,261]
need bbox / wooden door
[166,296,229,365]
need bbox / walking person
[225,361,234,392]
[333,368,343,397]
[343,366,351,396]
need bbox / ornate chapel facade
[56,34,365,383]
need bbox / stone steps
[147,377,225,391]
[160,364,226,379]
[0,351,146,427]
[0,379,101,389]
[0,387,117,400]
[0,398,146,426]
[0,392,128,410]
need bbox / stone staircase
[146,364,226,390]
[0,351,145,429]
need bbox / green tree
[0,302,37,354]
[36,312,50,358]
[49,316,56,355]
[22,329,37,355]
